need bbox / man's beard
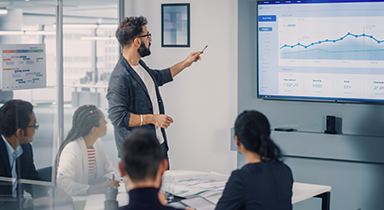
[138,42,151,57]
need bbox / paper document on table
[198,191,223,204]
[169,172,229,198]
[180,196,216,210]
[174,187,207,198]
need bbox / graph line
[280,48,384,55]
[280,32,384,50]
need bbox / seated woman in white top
[56,104,120,196]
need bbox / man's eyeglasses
[137,33,151,39]
[27,122,39,130]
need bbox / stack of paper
[164,171,229,204]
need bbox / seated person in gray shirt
[215,110,294,210]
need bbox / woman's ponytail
[235,110,282,161]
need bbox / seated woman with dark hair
[215,110,293,210]
[56,105,119,196]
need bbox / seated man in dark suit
[0,99,49,209]
[118,129,192,210]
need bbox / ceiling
[0,0,118,19]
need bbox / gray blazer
[107,55,173,157]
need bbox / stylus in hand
[201,45,208,53]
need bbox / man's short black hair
[0,99,33,137]
[121,128,163,182]
[116,16,148,47]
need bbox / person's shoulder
[20,143,33,158]
[281,161,292,169]
[239,162,260,172]
[20,143,32,150]
[228,169,244,181]
[239,161,274,174]
[67,138,82,146]
[280,161,293,175]
[62,138,83,153]
[266,160,294,179]
[269,159,292,170]
[115,55,127,67]
[231,168,242,175]
[110,57,132,76]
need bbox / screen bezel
[256,0,384,104]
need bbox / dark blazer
[0,139,47,209]
[107,55,173,157]
[215,160,293,210]
[119,187,183,210]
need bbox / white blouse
[56,137,119,196]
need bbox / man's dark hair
[121,129,163,182]
[0,99,33,137]
[116,16,148,47]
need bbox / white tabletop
[165,170,331,205]
[72,184,128,210]
[292,182,331,204]
[72,170,331,210]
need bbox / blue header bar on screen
[258,0,384,5]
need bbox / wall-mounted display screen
[257,0,384,103]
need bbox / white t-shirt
[131,64,165,144]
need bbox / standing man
[107,16,202,160]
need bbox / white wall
[124,0,238,174]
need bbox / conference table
[72,170,331,210]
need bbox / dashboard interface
[257,0,384,102]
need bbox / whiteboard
[1,44,47,90]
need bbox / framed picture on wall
[161,3,190,47]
